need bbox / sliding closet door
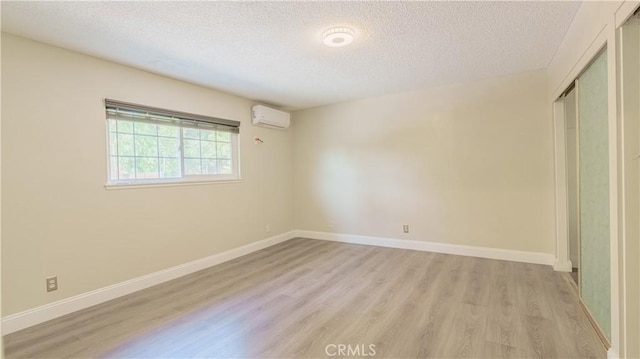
[578,48,610,340]
[565,88,579,281]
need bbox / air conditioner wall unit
[252,105,290,129]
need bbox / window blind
[105,99,240,133]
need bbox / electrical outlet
[265,225,271,233]
[46,276,58,292]
[403,225,409,233]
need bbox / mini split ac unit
[252,105,290,129]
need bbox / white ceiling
[1,1,580,110]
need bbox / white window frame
[104,99,241,188]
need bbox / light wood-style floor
[4,238,606,358]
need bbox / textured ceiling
[1,1,580,110]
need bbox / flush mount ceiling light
[322,27,355,47]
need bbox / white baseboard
[295,230,556,266]
[607,347,618,359]
[553,259,573,272]
[1,230,297,335]
[2,229,558,335]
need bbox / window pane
[184,159,201,175]
[217,143,231,159]
[118,156,135,179]
[117,121,133,134]
[108,119,117,132]
[117,134,134,156]
[158,137,179,158]
[217,159,232,174]
[134,122,157,135]
[136,158,159,179]
[201,129,216,141]
[159,158,180,178]
[110,156,119,180]
[216,131,231,142]
[183,128,200,139]
[158,125,179,137]
[202,159,217,174]
[109,133,118,156]
[106,106,239,184]
[183,139,200,158]
[135,135,158,157]
[201,141,216,159]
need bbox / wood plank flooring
[4,238,606,358]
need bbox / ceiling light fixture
[322,27,355,47]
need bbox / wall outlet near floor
[46,276,58,292]
[403,224,409,233]
[265,225,271,233]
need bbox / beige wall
[292,70,556,254]
[1,33,294,316]
[619,11,640,358]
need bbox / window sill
[104,178,243,190]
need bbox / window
[105,99,240,185]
